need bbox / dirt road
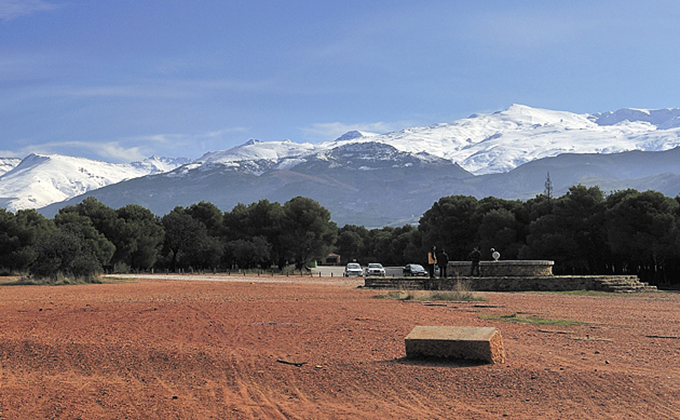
[0,274,678,419]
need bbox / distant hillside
[40,143,473,227]
[40,146,680,227]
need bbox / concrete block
[405,326,506,364]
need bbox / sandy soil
[0,274,678,419]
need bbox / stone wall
[449,260,554,277]
[364,275,655,292]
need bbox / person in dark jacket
[468,246,481,276]
[437,249,449,278]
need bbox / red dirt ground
[0,274,678,419]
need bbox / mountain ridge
[38,144,680,227]
[4,104,680,225]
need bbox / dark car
[402,263,428,276]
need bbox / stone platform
[405,326,505,364]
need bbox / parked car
[403,263,428,277]
[366,262,386,276]
[344,262,364,277]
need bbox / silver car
[366,262,386,276]
[344,262,364,277]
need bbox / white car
[344,262,364,277]
[366,262,386,276]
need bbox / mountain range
[4,104,680,227]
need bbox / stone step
[597,279,643,285]
[600,285,643,290]
[593,278,658,293]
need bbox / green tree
[222,200,284,268]
[30,211,114,280]
[68,197,123,240]
[418,195,479,261]
[335,230,364,263]
[54,211,116,268]
[279,197,337,269]
[521,185,607,273]
[61,198,124,270]
[116,204,165,270]
[366,228,395,265]
[387,225,417,266]
[476,208,522,259]
[605,189,679,281]
[161,206,223,271]
[0,209,55,272]
[223,203,249,240]
[225,236,273,269]
[187,201,224,235]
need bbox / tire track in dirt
[228,351,291,420]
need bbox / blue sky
[2,0,680,162]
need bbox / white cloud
[127,127,249,152]
[35,77,284,101]
[14,140,148,162]
[0,149,22,158]
[5,125,252,164]
[0,0,60,21]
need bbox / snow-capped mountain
[373,104,680,174]
[6,104,680,225]
[129,155,193,173]
[190,104,680,176]
[40,142,473,226]
[0,154,189,212]
[198,139,317,175]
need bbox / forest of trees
[2,186,680,286]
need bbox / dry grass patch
[375,288,487,302]
[479,312,584,327]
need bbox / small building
[323,253,341,266]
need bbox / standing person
[427,246,438,278]
[468,246,481,276]
[438,249,449,278]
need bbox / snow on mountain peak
[198,139,317,175]
[592,107,680,128]
[334,130,379,141]
[0,153,187,212]
[196,104,680,176]
[494,104,594,127]
[131,155,192,173]
[316,104,680,175]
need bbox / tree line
[0,196,337,281]
[1,186,680,285]
[338,185,680,285]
